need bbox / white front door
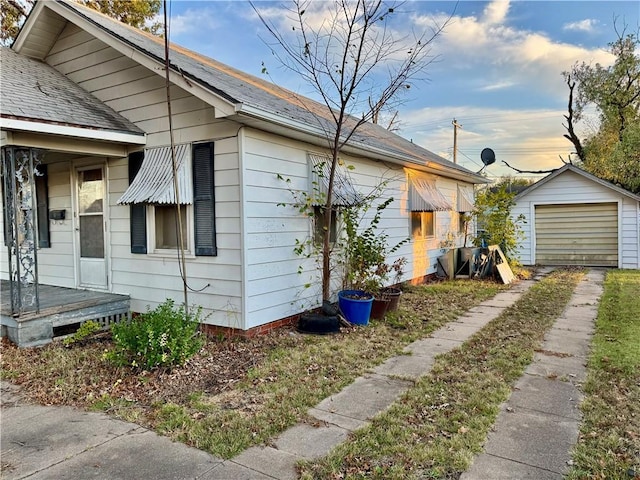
[75,165,108,289]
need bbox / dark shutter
[192,142,216,256]
[128,151,147,254]
[35,164,50,248]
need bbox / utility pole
[452,118,462,164]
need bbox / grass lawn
[1,278,504,459]
[567,269,640,479]
[299,268,584,479]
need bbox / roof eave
[237,105,488,184]
[1,117,146,145]
[515,164,640,202]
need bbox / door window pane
[78,169,103,213]
[80,215,104,258]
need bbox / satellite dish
[480,148,496,166]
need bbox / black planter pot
[297,313,340,335]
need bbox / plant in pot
[341,198,408,323]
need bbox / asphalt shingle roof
[54,0,482,180]
[0,46,144,135]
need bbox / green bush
[63,320,101,347]
[107,299,204,370]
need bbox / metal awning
[118,144,192,205]
[457,185,475,212]
[309,154,364,207]
[408,171,452,211]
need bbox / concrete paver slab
[549,319,594,333]
[405,337,462,357]
[314,374,410,422]
[307,408,367,431]
[547,326,592,341]
[24,430,221,480]
[526,353,587,382]
[274,423,349,459]
[461,453,562,480]
[1,406,137,480]
[198,462,274,479]
[231,446,298,480]
[509,375,582,420]
[542,332,591,358]
[372,353,434,379]
[431,323,482,342]
[484,408,578,474]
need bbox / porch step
[1,282,130,347]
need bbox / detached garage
[512,165,640,269]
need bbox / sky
[161,0,639,180]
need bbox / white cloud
[563,19,599,32]
[477,81,516,91]
[165,7,222,37]
[482,0,510,25]
[412,2,614,101]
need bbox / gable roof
[0,47,144,144]
[515,164,640,202]
[13,0,487,184]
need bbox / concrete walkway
[0,268,602,480]
[461,268,604,480]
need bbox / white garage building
[512,164,640,268]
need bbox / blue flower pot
[338,290,374,325]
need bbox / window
[314,206,338,245]
[153,204,188,250]
[411,211,434,238]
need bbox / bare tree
[253,0,450,303]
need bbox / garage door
[535,203,618,267]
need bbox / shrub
[106,299,204,370]
[62,320,101,347]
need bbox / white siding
[241,128,473,329]
[513,169,640,269]
[42,24,245,327]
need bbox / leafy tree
[563,30,640,193]
[473,183,526,265]
[254,0,449,302]
[1,0,161,46]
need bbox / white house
[1,0,488,343]
[512,164,640,269]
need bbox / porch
[1,281,129,347]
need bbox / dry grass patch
[1,278,502,459]
[299,268,584,479]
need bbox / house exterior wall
[512,169,640,268]
[8,22,247,327]
[241,128,472,329]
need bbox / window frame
[147,203,195,256]
[410,211,435,240]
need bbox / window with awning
[118,144,192,205]
[309,153,364,207]
[408,171,452,212]
[120,143,217,256]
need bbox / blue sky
[162,1,639,179]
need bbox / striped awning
[408,171,452,212]
[457,185,475,212]
[309,154,364,207]
[118,144,192,205]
